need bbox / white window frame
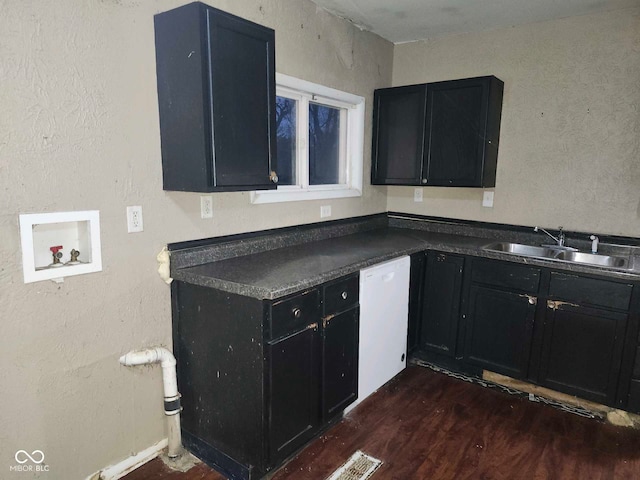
[250,73,365,204]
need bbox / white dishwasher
[346,256,411,413]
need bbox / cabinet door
[464,286,536,379]
[267,325,320,465]
[322,308,359,420]
[208,8,276,189]
[424,77,489,187]
[539,302,627,405]
[371,85,427,185]
[407,252,426,354]
[155,4,276,192]
[420,252,464,357]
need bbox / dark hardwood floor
[124,366,640,479]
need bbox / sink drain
[326,451,382,480]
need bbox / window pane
[309,103,342,185]
[275,96,296,185]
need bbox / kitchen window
[250,73,364,204]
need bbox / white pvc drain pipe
[119,347,183,458]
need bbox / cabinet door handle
[341,291,348,300]
[547,300,579,311]
[519,294,537,305]
[292,307,302,319]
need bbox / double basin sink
[483,242,632,270]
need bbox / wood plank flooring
[124,366,640,479]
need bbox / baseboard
[85,438,168,480]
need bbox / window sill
[250,187,362,204]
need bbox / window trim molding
[251,73,365,204]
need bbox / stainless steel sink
[483,242,632,270]
[554,251,629,269]
[483,242,558,259]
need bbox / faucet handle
[589,235,599,254]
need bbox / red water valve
[50,245,63,254]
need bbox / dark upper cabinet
[371,85,427,185]
[420,252,464,357]
[154,3,277,192]
[371,76,503,187]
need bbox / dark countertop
[174,228,424,299]
[173,226,640,300]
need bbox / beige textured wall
[0,1,392,478]
[389,8,640,237]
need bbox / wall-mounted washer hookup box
[19,210,102,283]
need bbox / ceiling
[311,0,640,43]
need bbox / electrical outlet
[200,196,213,219]
[127,206,144,233]
[320,205,332,218]
[414,188,423,202]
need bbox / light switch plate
[482,191,494,208]
[414,188,423,202]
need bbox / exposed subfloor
[123,366,640,479]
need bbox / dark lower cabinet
[464,285,536,379]
[173,274,359,480]
[322,308,359,420]
[420,252,464,357]
[407,252,426,354]
[538,302,627,405]
[267,326,320,465]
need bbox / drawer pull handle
[292,307,302,319]
[341,291,348,300]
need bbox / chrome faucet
[534,226,565,247]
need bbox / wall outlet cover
[127,206,144,233]
[200,196,213,219]
[320,205,332,218]
[482,191,494,208]
[414,188,423,202]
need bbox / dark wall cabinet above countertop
[371,76,504,187]
[154,2,277,192]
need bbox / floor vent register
[326,451,382,480]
